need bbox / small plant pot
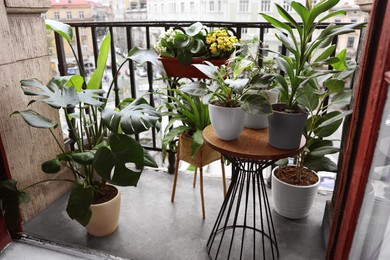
[86,185,121,237]
[244,113,268,129]
[268,103,308,150]
[209,103,245,141]
[179,133,221,166]
[158,56,226,78]
[271,166,320,219]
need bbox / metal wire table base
[207,156,279,260]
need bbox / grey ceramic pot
[268,103,308,150]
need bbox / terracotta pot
[271,166,320,219]
[209,103,245,141]
[158,56,226,78]
[86,186,121,237]
[178,133,220,166]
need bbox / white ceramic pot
[272,166,320,219]
[86,186,121,237]
[244,113,268,129]
[209,103,245,140]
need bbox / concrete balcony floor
[4,167,331,260]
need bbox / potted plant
[261,0,365,218]
[182,46,274,140]
[154,22,238,78]
[159,87,226,218]
[231,38,278,129]
[272,49,356,219]
[0,20,161,235]
[261,0,365,150]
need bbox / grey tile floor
[6,168,330,260]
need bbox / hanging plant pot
[244,113,268,129]
[158,56,226,78]
[209,103,245,141]
[86,185,121,237]
[272,166,320,219]
[268,103,308,150]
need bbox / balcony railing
[53,21,363,156]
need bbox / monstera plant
[0,19,161,233]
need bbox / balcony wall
[0,1,72,222]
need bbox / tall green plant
[0,20,161,229]
[264,0,365,182]
[261,0,365,111]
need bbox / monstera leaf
[20,78,79,108]
[93,134,145,186]
[66,180,94,226]
[11,110,57,129]
[102,97,161,135]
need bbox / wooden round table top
[203,125,305,161]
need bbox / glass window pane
[349,86,390,259]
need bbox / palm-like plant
[261,0,365,112]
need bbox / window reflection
[350,86,390,259]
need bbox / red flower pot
[158,56,226,79]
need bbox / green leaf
[21,78,80,108]
[274,55,294,81]
[127,47,165,75]
[309,146,339,157]
[296,85,319,111]
[0,180,30,230]
[191,38,206,55]
[314,111,343,137]
[87,33,111,90]
[180,81,209,97]
[309,0,339,25]
[314,45,336,63]
[174,33,191,48]
[261,13,294,38]
[94,134,144,186]
[45,19,73,43]
[102,97,161,135]
[240,93,272,115]
[304,156,337,172]
[192,62,219,79]
[66,180,93,226]
[41,158,62,173]
[191,129,204,157]
[331,91,352,106]
[177,52,193,65]
[71,151,96,165]
[331,49,347,71]
[163,126,189,149]
[185,22,204,36]
[275,3,302,35]
[317,110,352,128]
[143,149,158,168]
[78,89,105,107]
[66,75,84,92]
[291,2,310,26]
[11,110,57,129]
[318,10,347,23]
[324,79,345,94]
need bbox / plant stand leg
[199,166,206,219]
[171,147,181,203]
[193,167,198,188]
[221,156,227,197]
[207,157,279,259]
